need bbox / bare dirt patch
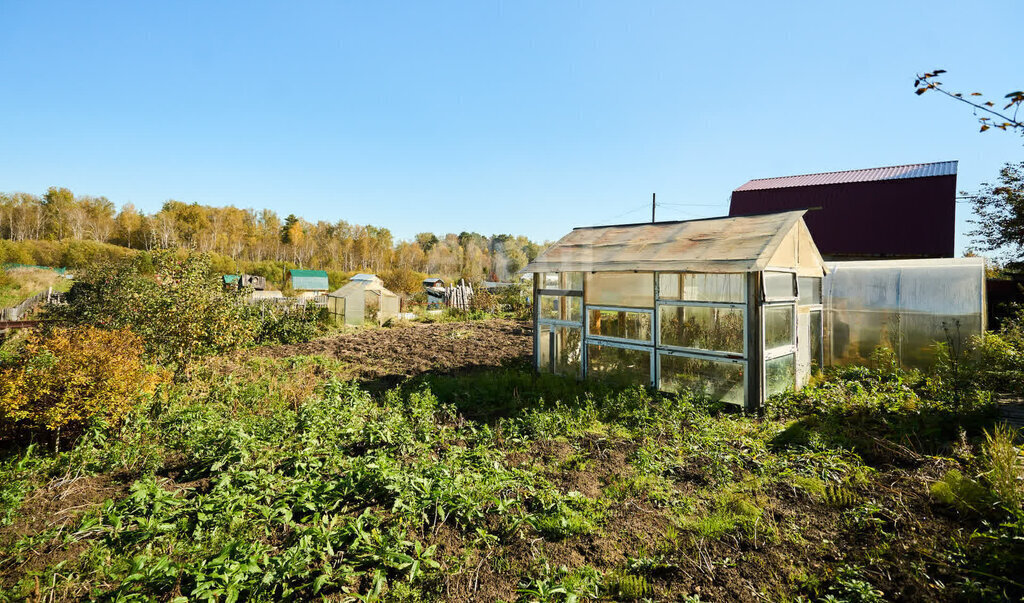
[253,319,532,384]
[0,473,131,589]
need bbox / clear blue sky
[0,1,1019,253]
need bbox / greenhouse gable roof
[523,211,825,274]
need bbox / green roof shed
[289,269,329,291]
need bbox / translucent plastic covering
[659,305,744,353]
[825,258,986,369]
[588,308,652,342]
[659,353,744,405]
[658,273,745,303]
[584,272,654,307]
[587,344,651,385]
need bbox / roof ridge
[572,209,806,231]
[744,160,957,184]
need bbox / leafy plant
[981,423,1023,512]
[930,469,990,513]
[0,327,166,445]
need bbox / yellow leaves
[0,327,168,434]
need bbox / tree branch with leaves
[915,69,1023,134]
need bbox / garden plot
[252,319,532,383]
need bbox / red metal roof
[734,160,958,192]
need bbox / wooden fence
[444,281,474,311]
[1,290,48,321]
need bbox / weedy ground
[0,323,1022,602]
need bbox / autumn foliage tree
[0,327,165,446]
[967,161,1024,263]
[53,250,259,369]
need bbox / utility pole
[651,193,656,223]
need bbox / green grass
[0,267,70,308]
[0,358,1022,601]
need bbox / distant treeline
[0,187,545,293]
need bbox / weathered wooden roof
[523,211,825,274]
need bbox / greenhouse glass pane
[658,273,745,303]
[658,273,681,299]
[587,344,651,385]
[555,327,583,377]
[764,272,796,300]
[561,272,583,291]
[538,325,552,372]
[659,305,744,353]
[588,309,652,342]
[809,310,822,372]
[542,273,560,288]
[659,354,744,405]
[799,277,822,305]
[765,353,795,397]
[764,305,794,350]
[683,273,745,303]
[585,272,654,307]
[539,296,560,320]
[540,296,581,322]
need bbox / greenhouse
[523,211,828,411]
[824,257,986,370]
[326,274,400,326]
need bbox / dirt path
[253,319,533,382]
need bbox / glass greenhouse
[523,211,828,410]
[824,258,986,369]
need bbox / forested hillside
[0,187,545,291]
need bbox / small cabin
[423,277,446,309]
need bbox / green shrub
[982,423,1023,512]
[930,469,990,513]
[0,327,167,443]
[255,304,328,345]
[53,250,259,369]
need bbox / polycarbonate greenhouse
[523,211,828,411]
[824,257,986,370]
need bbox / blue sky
[0,1,1019,253]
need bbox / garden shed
[522,211,828,411]
[288,269,329,298]
[327,273,401,326]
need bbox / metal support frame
[745,272,764,412]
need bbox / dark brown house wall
[729,175,956,258]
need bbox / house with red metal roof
[729,161,957,260]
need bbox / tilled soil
[253,319,533,383]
